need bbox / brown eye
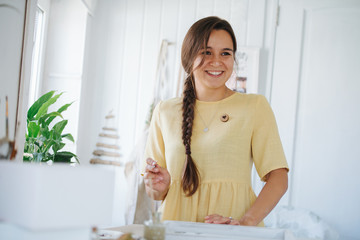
[201,51,211,55]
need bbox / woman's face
[192,29,234,95]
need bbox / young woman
[143,16,289,226]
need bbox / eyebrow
[205,46,234,52]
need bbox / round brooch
[220,114,229,122]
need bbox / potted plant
[23,90,79,163]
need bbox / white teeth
[207,71,222,76]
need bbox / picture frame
[226,47,260,94]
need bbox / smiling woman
[2,0,358,238]
[192,29,235,101]
[143,16,289,227]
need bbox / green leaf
[62,133,74,142]
[52,142,65,153]
[39,112,63,127]
[53,151,78,163]
[35,92,63,120]
[28,121,40,138]
[46,102,72,125]
[27,91,55,121]
[40,126,50,139]
[51,129,62,141]
[52,120,68,135]
[58,142,65,150]
[58,102,73,113]
[52,143,65,153]
[62,151,79,163]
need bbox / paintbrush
[5,96,8,138]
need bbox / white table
[105,221,314,240]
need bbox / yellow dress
[144,92,289,224]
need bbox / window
[28,5,45,105]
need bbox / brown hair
[180,16,237,196]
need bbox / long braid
[180,16,237,196]
[181,75,200,196]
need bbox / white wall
[271,1,360,239]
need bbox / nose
[209,55,222,67]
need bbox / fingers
[143,172,163,184]
[143,158,163,186]
[146,158,157,167]
[204,214,233,224]
[229,219,240,225]
[143,158,171,196]
[145,158,159,173]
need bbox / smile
[206,71,223,76]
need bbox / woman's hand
[144,158,171,200]
[204,214,244,225]
[204,214,232,224]
[204,214,255,226]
